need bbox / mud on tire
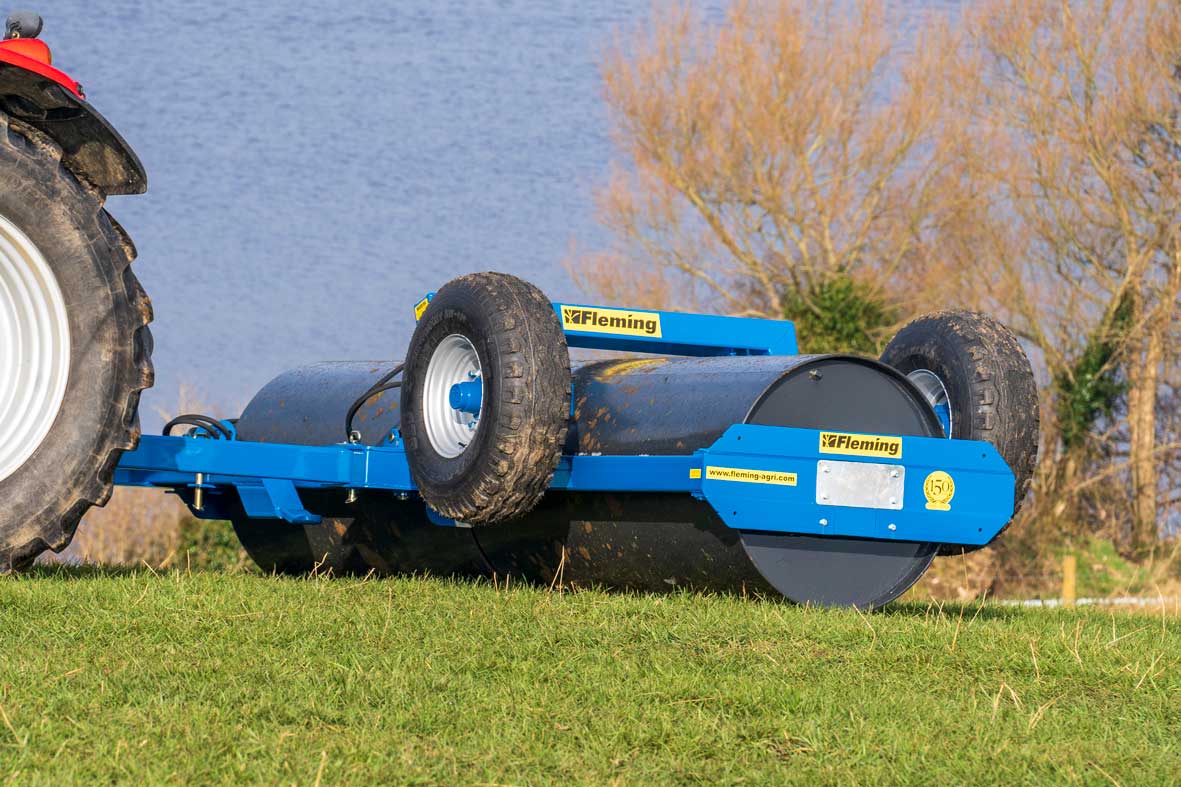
[402,272,570,524]
[881,311,1038,553]
[0,112,153,571]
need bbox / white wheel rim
[907,368,952,437]
[0,213,70,483]
[423,334,483,459]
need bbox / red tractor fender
[0,45,146,195]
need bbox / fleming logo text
[818,431,903,459]
[560,306,662,338]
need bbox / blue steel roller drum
[116,292,1020,609]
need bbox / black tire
[881,311,1038,553]
[402,272,570,524]
[0,113,154,571]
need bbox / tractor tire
[881,311,1038,554]
[402,272,570,524]
[0,113,153,571]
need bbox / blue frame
[553,302,798,356]
[115,299,1015,546]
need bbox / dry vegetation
[574,0,1181,592]
[42,384,248,571]
[50,486,189,568]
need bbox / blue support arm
[416,292,799,356]
[553,302,798,356]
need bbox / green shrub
[1054,297,1131,450]
[782,274,898,355]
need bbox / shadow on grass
[11,565,1073,623]
[19,563,153,581]
[881,600,1049,622]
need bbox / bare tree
[942,0,1181,555]
[579,0,963,335]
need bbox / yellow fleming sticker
[923,471,955,511]
[819,431,903,459]
[560,305,662,338]
[414,297,431,321]
[705,466,798,486]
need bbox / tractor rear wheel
[0,112,153,571]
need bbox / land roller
[0,14,1039,608]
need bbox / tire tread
[882,311,1038,553]
[0,112,154,571]
[404,273,570,524]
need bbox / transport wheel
[881,311,1039,553]
[402,272,570,524]
[0,113,153,571]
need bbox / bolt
[821,493,829,500]
[346,489,358,504]
[888,523,897,531]
[809,369,823,381]
[193,473,205,512]
[467,421,477,429]
[890,469,900,478]
[822,464,831,474]
[468,370,480,379]
[819,518,828,526]
[889,497,897,505]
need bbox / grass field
[0,568,1178,785]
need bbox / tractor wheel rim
[907,368,952,438]
[423,333,482,459]
[0,213,70,483]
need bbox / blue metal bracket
[415,291,798,356]
[237,479,321,524]
[696,424,1014,546]
[553,302,798,356]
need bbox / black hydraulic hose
[344,364,405,441]
[163,414,233,440]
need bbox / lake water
[44,1,954,426]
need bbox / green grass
[1,569,1178,785]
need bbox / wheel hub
[0,213,70,483]
[422,334,483,459]
[906,368,952,437]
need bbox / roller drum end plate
[739,533,936,609]
[739,356,944,608]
